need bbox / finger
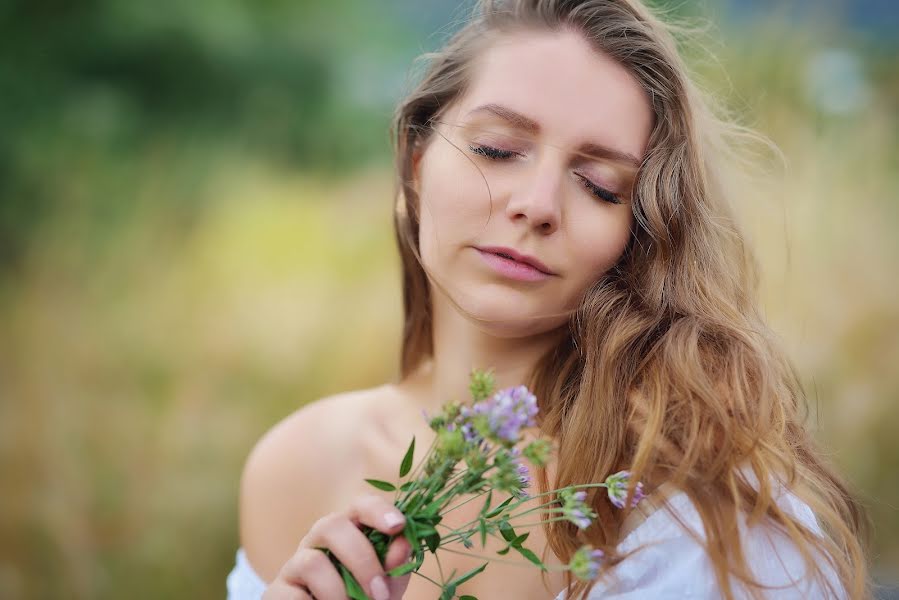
[278,548,348,600]
[301,516,390,600]
[262,579,314,600]
[344,494,407,536]
[384,537,413,599]
[388,571,412,600]
[383,536,412,572]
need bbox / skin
[248,27,653,599]
[410,26,651,416]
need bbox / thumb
[384,536,413,599]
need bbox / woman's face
[413,28,653,336]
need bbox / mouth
[475,247,555,282]
[475,246,555,275]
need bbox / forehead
[453,29,653,159]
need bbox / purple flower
[510,446,531,494]
[470,385,538,444]
[558,488,596,530]
[487,446,532,498]
[517,462,530,487]
[460,422,479,443]
[605,470,645,509]
[570,545,605,581]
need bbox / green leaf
[448,562,488,587]
[460,596,479,600]
[514,545,547,571]
[415,524,438,537]
[423,497,446,514]
[387,560,418,577]
[400,481,416,492]
[425,532,441,554]
[498,520,516,542]
[479,490,493,516]
[485,496,514,518]
[495,531,531,556]
[339,563,369,600]
[478,517,488,548]
[364,479,396,492]
[439,584,457,600]
[400,436,415,478]
[403,519,419,548]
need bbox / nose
[504,158,563,235]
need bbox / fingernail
[384,511,405,528]
[370,575,390,600]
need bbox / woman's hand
[262,494,413,600]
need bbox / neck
[403,288,566,416]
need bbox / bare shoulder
[238,384,394,582]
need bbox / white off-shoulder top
[226,482,841,599]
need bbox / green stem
[398,459,452,513]
[435,514,574,547]
[440,482,609,535]
[503,516,572,528]
[436,545,570,572]
[434,443,503,496]
[394,435,440,504]
[411,570,445,589]
[439,488,491,516]
[435,551,446,584]
[506,498,565,520]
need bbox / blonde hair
[390,1,870,598]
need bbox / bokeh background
[1,0,896,598]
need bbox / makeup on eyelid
[434,119,637,202]
[463,137,628,204]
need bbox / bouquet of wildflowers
[322,368,645,600]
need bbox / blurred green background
[0,0,896,598]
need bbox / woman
[227,0,870,598]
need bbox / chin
[455,289,569,338]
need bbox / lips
[476,246,555,275]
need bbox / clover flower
[522,438,552,467]
[569,545,605,581]
[351,370,634,599]
[517,461,530,493]
[604,470,645,509]
[459,421,479,444]
[510,446,531,499]
[437,427,466,461]
[468,368,497,402]
[488,447,532,497]
[462,385,538,445]
[558,488,597,530]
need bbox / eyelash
[467,144,622,205]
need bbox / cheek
[568,210,633,278]
[417,147,492,253]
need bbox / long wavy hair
[389,1,870,598]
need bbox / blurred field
[1,1,897,598]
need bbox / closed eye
[468,144,517,160]
[468,144,623,206]
[575,174,622,205]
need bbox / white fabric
[226,488,841,599]
[227,547,267,600]
[553,487,842,600]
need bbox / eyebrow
[465,103,643,168]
